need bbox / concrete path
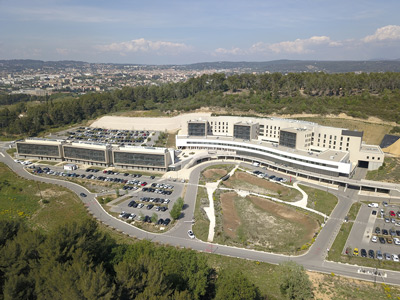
[204,165,239,242]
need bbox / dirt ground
[249,195,319,242]
[203,168,227,180]
[307,271,400,300]
[220,192,241,238]
[35,188,69,200]
[384,138,400,156]
[223,171,301,201]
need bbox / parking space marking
[362,211,377,243]
[0,152,4,157]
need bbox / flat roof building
[16,138,63,161]
[112,146,174,171]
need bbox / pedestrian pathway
[204,165,239,242]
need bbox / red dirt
[220,192,241,238]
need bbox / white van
[367,203,378,208]
[252,162,260,167]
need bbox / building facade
[178,116,384,176]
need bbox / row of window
[185,140,339,169]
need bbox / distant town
[1,59,400,96]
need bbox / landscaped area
[199,164,236,184]
[192,186,210,241]
[300,184,338,215]
[222,171,302,202]
[212,190,320,253]
[366,156,400,183]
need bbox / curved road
[1,144,399,286]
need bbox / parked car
[383,229,389,235]
[387,237,393,244]
[368,249,375,259]
[390,211,396,217]
[368,203,379,208]
[375,227,381,234]
[157,218,164,225]
[379,237,386,244]
[353,248,359,256]
[384,253,391,260]
[393,254,400,262]
[163,218,171,226]
[361,249,367,257]
[371,236,377,243]
[393,237,400,245]
[128,200,136,207]
[377,250,383,260]
[383,201,389,207]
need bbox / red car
[390,211,396,217]
[141,182,147,186]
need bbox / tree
[215,269,261,300]
[278,261,313,300]
[170,197,184,220]
[151,213,158,223]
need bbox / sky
[1,0,400,64]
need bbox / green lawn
[366,156,400,183]
[192,186,210,241]
[0,163,89,232]
[300,184,338,215]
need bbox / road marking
[0,152,4,157]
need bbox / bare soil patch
[249,195,319,243]
[220,192,241,238]
[35,188,70,200]
[223,171,302,201]
[203,169,227,179]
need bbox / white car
[128,213,136,220]
[137,203,144,209]
[188,230,195,239]
[368,203,379,208]
[371,235,378,243]
[392,254,399,262]
[393,238,400,245]
[118,211,126,218]
[395,222,400,227]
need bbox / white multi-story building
[176,115,384,177]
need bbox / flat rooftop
[177,135,349,163]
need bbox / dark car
[379,237,386,244]
[150,176,155,179]
[396,230,400,236]
[383,229,389,235]
[163,218,171,226]
[360,249,367,258]
[128,200,136,207]
[390,229,396,236]
[157,218,164,225]
[375,227,381,234]
[79,193,87,197]
[368,249,375,259]
[372,210,377,215]
[146,204,154,210]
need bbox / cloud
[215,35,341,57]
[362,25,400,43]
[96,38,191,55]
[214,47,245,55]
[266,36,340,54]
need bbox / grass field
[366,156,400,183]
[297,117,393,145]
[223,171,302,202]
[0,163,89,232]
[192,186,210,241]
[213,190,320,254]
[300,184,338,215]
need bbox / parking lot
[25,162,184,227]
[57,126,161,147]
[346,201,400,261]
[111,180,184,226]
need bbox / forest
[0,219,313,300]
[1,72,400,137]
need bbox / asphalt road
[2,143,400,286]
